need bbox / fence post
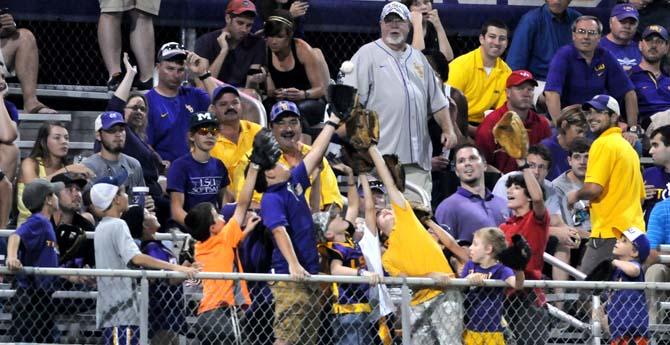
[401,282,411,345]
[140,273,149,345]
[591,294,602,345]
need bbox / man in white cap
[567,94,645,275]
[92,170,199,344]
[343,1,457,202]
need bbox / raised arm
[518,160,546,220]
[303,112,340,176]
[424,219,468,263]
[368,145,405,207]
[359,174,377,234]
[113,53,137,103]
[231,163,259,226]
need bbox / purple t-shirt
[145,86,210,162]
[261,161,319,275]
[461,260,514,332]
[607,261,648,339]
[15,213,59,289]
[545,45,635,106]
[628,65,670,126]
[434,187,507,244]
[599,37,641,71]
[643,166,670,223]
[541,134,570,181]
[167,154,229,212]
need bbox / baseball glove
[383,154,405,192]
[497,234,532,271]
[493,111,529,159]
[249,128,282,170]
[344,107,380,151]
[55,223,87,265]
[340,144,375,174]
[327,84,357,121]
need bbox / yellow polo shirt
[211,120,262,192]
[232,143,343,209]
[382,200,454,305]
[585,127,645,238]
[447,47,511,124]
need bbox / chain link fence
[0,266,668,345]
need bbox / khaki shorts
[99,0,161,15]
[270,281,322,345]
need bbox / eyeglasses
[196,127,218,136]
[125,105,147,112]
[574,28,599,37]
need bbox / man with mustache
[210,84,261,194]
[344,1,457,203]
[544,15,639,144]
[599,4,641,71]
[628,25,670,129]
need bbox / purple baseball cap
[270,100,301,122]
[95,111,126,132]
[212,83,240,103]
[642,25,669,41]
[582,94,620,115]
[611,4,639,21]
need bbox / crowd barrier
[0,266,668,345]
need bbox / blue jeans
[332,313,377,345]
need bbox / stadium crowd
[1,0,670,344]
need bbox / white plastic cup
[132,186,150,208]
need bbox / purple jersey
[321,239,370,308]
[607,260,648,339]
[461,260,514,332]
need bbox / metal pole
[401,282,411,345]
[591,294,602,345]
[140,274,149,345]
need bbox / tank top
[267,39,311,91]
[17,158,48,227]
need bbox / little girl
[461,227,524,345]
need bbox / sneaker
[134,77,154,91]
[107,72,123,91]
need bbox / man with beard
[83,111,147,190]
[642,125,670,223]
[628,25,670,129]
[167,112,229,226]
[434,143,507,244]
[210,84,262,192]
[476,70,552,173]
[233,100,342,210]
[567,95,645,275]
[545,16,639,140]
[343,1,457,202]
[599,4,641,71]
[448,19,512,136]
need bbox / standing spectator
[544,15,639,134]
[643,125,670,223]
[97,0,158,90]
[344,1,457,200]
[17,122,94,226]
[209,84,262,191]
[506,0,581,102]
[402,0,454,61]
[540,104,588,180]
[146,43,211,162]
[167,111,229,227]
[599,4,641,71]
[434,144,508,244]
[607,227,650,345]
[0,10,56,112]
[258,108,342,345]
[448,19,511,136]
[476,70,552,173]
[0,74,18,228]
[194,0,266,87]
[567,95,645,275]
[628,25,670,129]
[92,171,198,345]
[6,179,63,343]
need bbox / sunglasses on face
[196,127,218,136]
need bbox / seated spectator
[448,19,511,136]
[146,43,210,162]
[263,10,327,127]
[0,74,18,228]
[544,15,638,135]
[0,10,56,113]
[645,197,670,323]
[167,112,229,227]
[92,171,198,344]
[194,0,266,88]
[599,4,641,71]
[643,125,670,223]
[541,104,588,180]
[233,101,342,210]
[434,144,507,244]
[402,0,454,61]
[209,84,262,191]
[17,122,94,227]
[506,0,581,103]
[476,70,552,173]
[628,25,670,129]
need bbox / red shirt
[475,103,552,173]
[500,210,549,280]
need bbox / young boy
[183,130,266,345]
[92,170,199,345]
[607,227,650,345]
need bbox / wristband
[198,71,212,81]
[325,120,339,128]
[304,90,311,99]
